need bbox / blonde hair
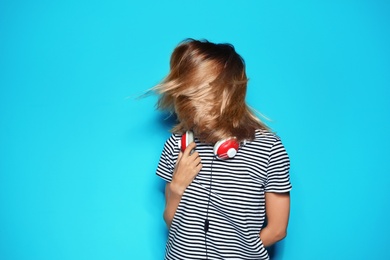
[153,39,268,144]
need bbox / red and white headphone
[178,131,240,160]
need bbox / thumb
[176,151,183,164]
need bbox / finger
[189,151,199,160]
[176,151,183,164]
[195,162,203,172]
[193,155,201,166]
[183,142,196,156]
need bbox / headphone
[178,131,240,159]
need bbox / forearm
[259,225,287,248]
[260,192,290,247]
[163,182,182,228]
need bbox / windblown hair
[153,39,268,144]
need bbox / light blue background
[1,1,389,259]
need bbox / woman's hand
[170,142,202,196]
[163,142,202,228]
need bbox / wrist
[168,181,185,197]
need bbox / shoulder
[250,130,289,158]
[162,133,181,154]
[238,130,281,158]
[253,129,283,146]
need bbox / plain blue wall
[1,1,389,259]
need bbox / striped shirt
[156,130,292,260]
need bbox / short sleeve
[156,134,179,182]
[265,138,292,193]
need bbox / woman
[154,39,291,259]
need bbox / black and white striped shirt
[157,130,292,260]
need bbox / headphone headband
[179,131,239,159]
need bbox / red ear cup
[179,131,194,152]
[213,139,240,159]
[180,132,239,159]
